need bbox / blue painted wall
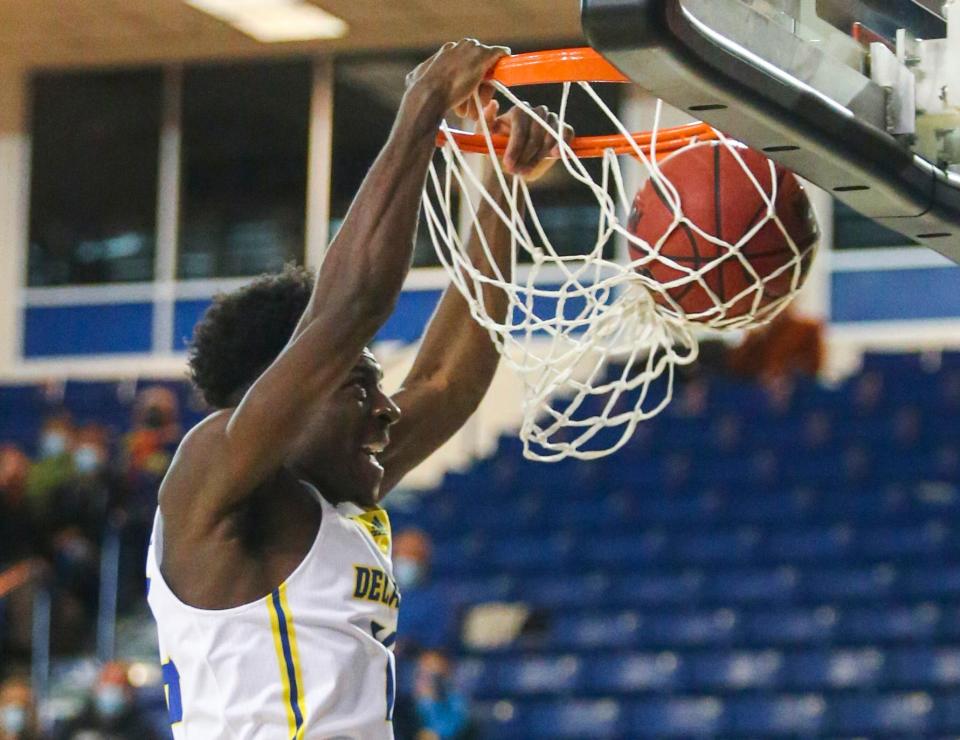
[23,303,153,357]
[831,267,960,322]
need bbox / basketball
[627,141,820,321]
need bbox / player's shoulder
[158,409,235,516]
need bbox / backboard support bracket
[581,0,960,263]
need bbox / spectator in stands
[0,676,38,740]
[412,650,471,740]
[124,386,181,484]
[726,306,825,383]
[0,445,38,565]
[48,525,99,654]
[119,387,181,607]
[395,529,458,653]
[122,387,180,521]
[55,662,160,740]
[49,424,116,542]
[0,447,42,658]
[25,414,76,520]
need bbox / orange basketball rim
[436,47,719,159]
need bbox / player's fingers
[449,42,509,117]
[529,112,562,162]
[517,106,551,171]
[407,40,455,88]
[459,82,498,121]
[549,121,576,158]
[490,112,512,136]
[481,99,500,130]
[476,82,496,112]
[503,104,532,172]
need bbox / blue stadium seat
[675,528,760,564]
[689,650,784,690]
[838,604,942,641]
[644,609,740,647]
[487,535,572,571]
[550,495,624,528]
[496,655,583,695]
[855,522,949,558]
[722,492,804,524]
[937,691,960,731]
[702,567,798,604]
[627,696,727,736]
[800,565,897,601]
[430,575,513,607]
[551,611,642,650]
[577,533,667,568]
[745,606,838,645]
[490,699,624,738]
[583,652,687,693]
[781,648,886,690]
[632,492,718,526]
[728,693,826,735]
[829,692,936,735]
[431,537,486,573]
[765,526,852,561]
[608,570,703,607]
[888,647,960,688]
[453,657,496,697]
[522,573,609,609]
[901,563,960,599]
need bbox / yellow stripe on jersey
[267,583,307,739]
[351,507,392,555]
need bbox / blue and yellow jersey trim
[267,583,307,739]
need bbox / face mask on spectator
[40,431,67,458]
[393,556,424,589]
[94,685,127,719]
[73,445,102,475]
[144,407,166,430]
[0,704,26,733]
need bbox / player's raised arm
[378,104,573,492]
[165,41,510,518]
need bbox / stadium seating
[396,354,960,737]
[3,352,960,737]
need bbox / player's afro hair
[188,264,314,409]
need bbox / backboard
[581,0,960,263]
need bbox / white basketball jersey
[146,483,400,739]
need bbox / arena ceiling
[0,0,584,69]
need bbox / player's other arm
[379,105,572,492]
[163,41,510,518]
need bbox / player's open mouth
[360,443,386,471]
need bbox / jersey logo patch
[351,508,392,555]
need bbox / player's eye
[353,381,368,401]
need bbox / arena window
[177,60,311,279]
[27,69,162,286]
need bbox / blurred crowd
[0,381,478,739]
[0,386,181,737]
[0,312,826,739]
[0,386,181,661]
[1,661,164,740]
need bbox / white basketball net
[421,80,816,462]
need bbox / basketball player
[146,39,572,739]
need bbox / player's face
[292,350,400,507]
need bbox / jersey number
[162,659,183,725]
[371,621,396,721]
